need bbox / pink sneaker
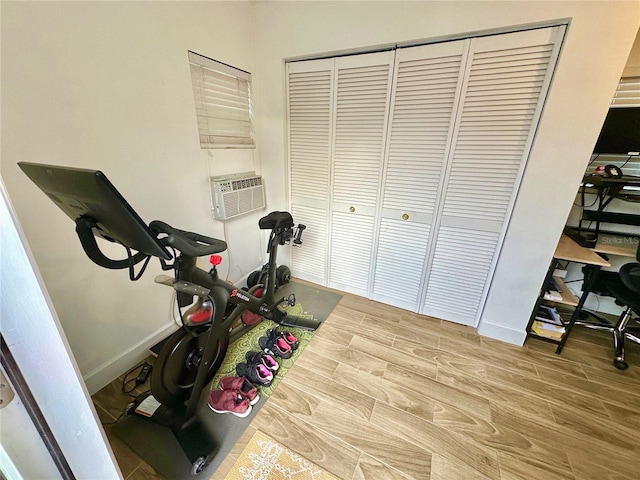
[236,361,274,387]
[218,376,260,405]
[259,329,293,359]
[279,331,299,351]
[245,351,279,371]
[207,389,252,417]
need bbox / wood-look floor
[93,282,640,480]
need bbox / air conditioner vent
[211,173,265,220]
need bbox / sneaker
[259,329,293,359]
[245,350,279,371]
[219,376,260,405]
[279,330,299,351]
[236,361,274,387]
[207,389,252,417]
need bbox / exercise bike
[18,162,320,476]
[147,211,309,409]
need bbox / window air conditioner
[210,172,266,221]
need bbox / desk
[554,234,611,265]
[526,235,611,352]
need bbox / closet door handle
[402,213,409,221]
[349,206,356,213]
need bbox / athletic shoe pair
[258,329,299,359]
[246,350,279,372]
[208,376,259,418]
[236,350,278,387]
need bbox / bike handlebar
[149,220,227,257]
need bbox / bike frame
[172,225,290,420]
[175,223,290,333]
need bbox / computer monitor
[593,107,640,156]
[18,162,171,260]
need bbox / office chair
[576,243,640,370]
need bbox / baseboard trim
[477,319,527,346]
[83,322,178,395]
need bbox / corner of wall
[477,318,527,346]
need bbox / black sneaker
[258,329,293,359]
[245,350,279,371]
[236,361,274,387]
[279,330,299,351]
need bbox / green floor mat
[211,280,342,397]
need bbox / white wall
[624,27,640,77]
[251,1,639,344]
[1,1,263,392]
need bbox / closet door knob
[349,206,355,213]
[402,213,409,220]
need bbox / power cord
[619,154,633,169]
[101,412,124,426]
[100,361,152,426]
[122,362,153,396]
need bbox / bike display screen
[18,162,170,259]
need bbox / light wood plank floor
[94,282,640,480]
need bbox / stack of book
[531,305,565,340]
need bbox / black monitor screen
[18,162,171,259]
[593,107,640,155]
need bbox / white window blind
[612,76,640,107]
[188,51,255,149]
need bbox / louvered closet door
[421,26,565,326]
[287,60,334,285]
[372,41,468,310]
[329,52,395,296]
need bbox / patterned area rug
[224,430,339,480]
[210,316,315,397]
[210,281,342,397]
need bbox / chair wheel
[613,358,628,370]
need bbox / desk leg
[556,264,601,354]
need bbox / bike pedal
[286,294,296,307]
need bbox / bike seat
[259,211,294,230]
